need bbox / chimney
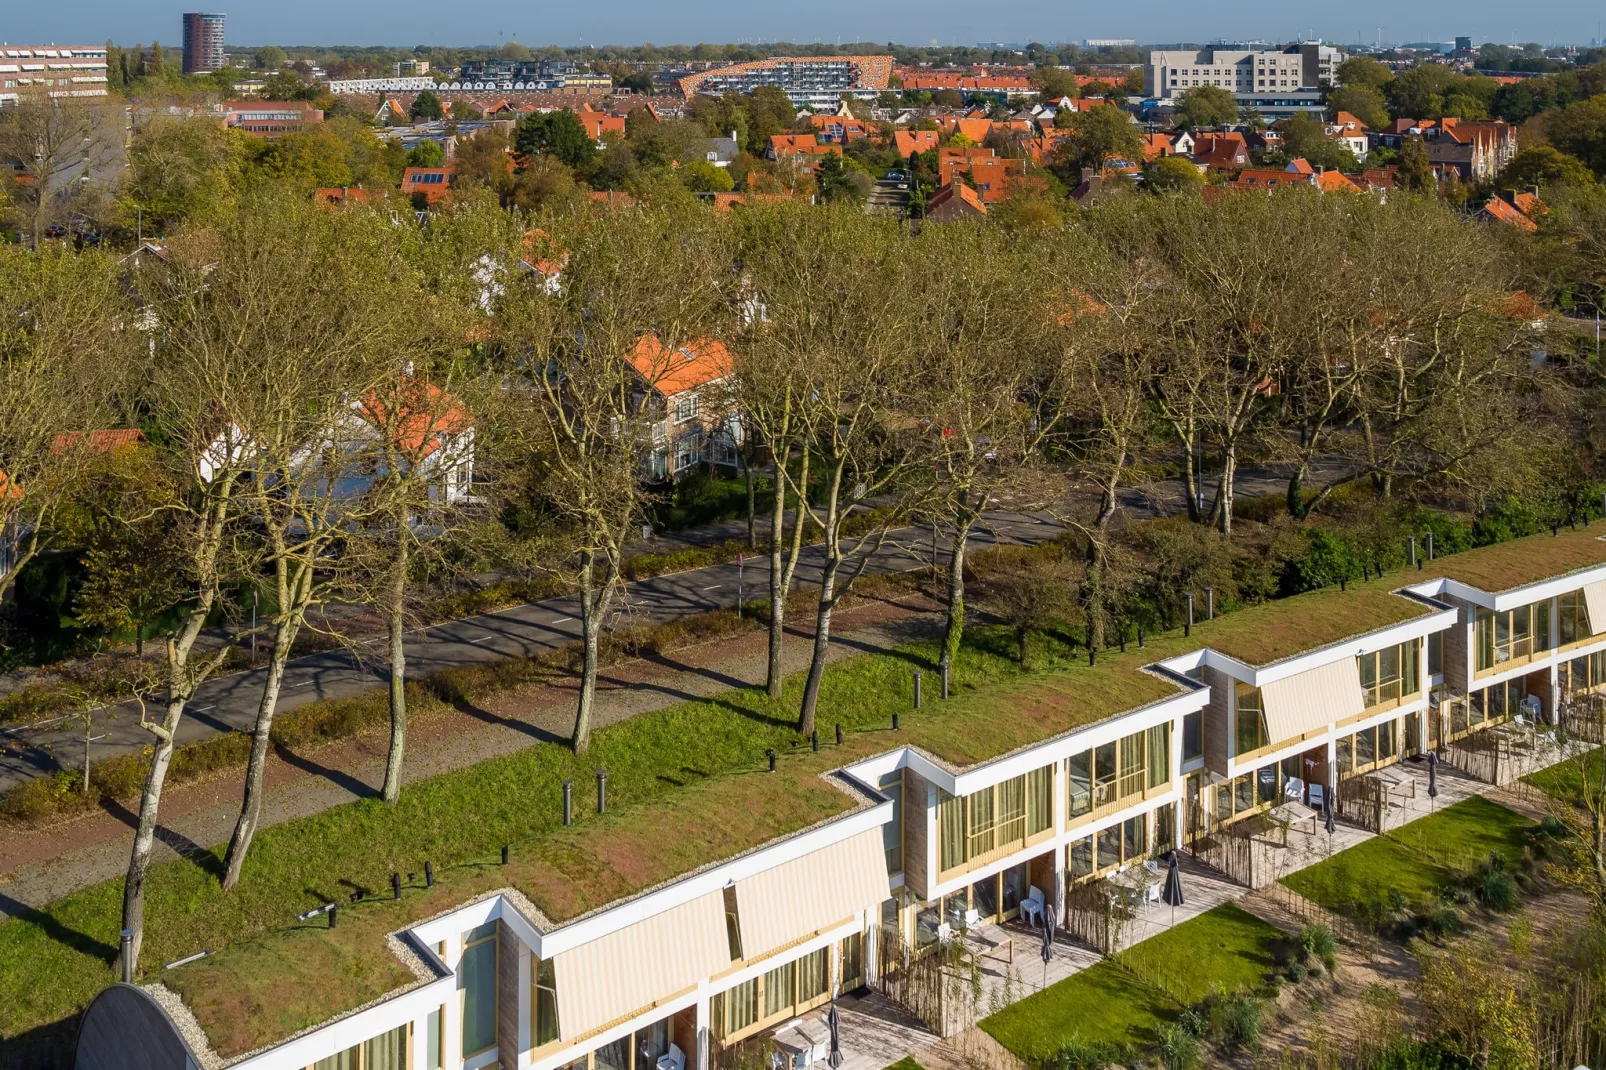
[1081,166,1096,183]
[1527,185,1540,200]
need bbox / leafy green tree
[245,127,354,189]
[261,70,318,102]
[256,45,287,70]
[1386,65,1456,118]
[1057,104,1144,172]
[1546,95,1606,177]
[1336,55,1393,89]
[1031,65,1079,100]
[1147,155,1205,193]
[814,153,866,203]
[1329,84,1389,130]
[1174,85,1238,128]
[1281,113,1359,171]
[679,159,734,193]
[618,71,653,94]
[406,139,445,168]
[1398,134,1434,190]
[409,89,444,121]
[1496,145,1596,191]
[1442,92,1488,119]
[122,115,243,232]
[514,109,597,168]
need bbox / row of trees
[2,181,1587,974]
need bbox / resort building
[74,526,1606,1070]
[677,56,894,111]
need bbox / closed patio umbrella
[1323,794,1336,835]
[1162,851,1185,928]
[1427,751,1439,807]
[826,1001,842,1069]
[1039,900,1056,989]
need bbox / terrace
[102,527,1606,1061]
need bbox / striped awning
[734,829,889,961]
[551,890,731,1041]
[1258,657,1364,745]
[1582,580,1606,637]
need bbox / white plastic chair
[1284,776,1305,801]
[657,1046,685,1070]
[1020,886,1045,929]
[964,908,980,930]
[1308,783,1326,810]
[937,923,954,945]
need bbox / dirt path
[0,593,941,913]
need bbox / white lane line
[470,635,495,644]
[293,680,315,688]
[193,705,216,712]
[701,584,722,590]
[550,617,573,625]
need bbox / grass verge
[980,958,1177,1060]
[1523,746,1604,809]
[1115,903,1282,1007]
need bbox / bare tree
[0,90,122,248]
[218,197,422,889]
[740,204,924,735]
[491,203,730,753]
[0,243,127,611]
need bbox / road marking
[470,635,495,644]
[193,705,216,712]
[293,680,315,688]
[701,584,722,590]
[551,617,572,624]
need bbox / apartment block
[0,45,108,104]
[678,56,894,110]
[1144,43,1340,118]
[74,526,1606,1070]
[182,12,227,75]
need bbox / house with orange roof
[924,180,987,221]
[768,133,842,161]
[1192,139,1250,172]
[966,157,1028,203]
[1142,130,1195,161]
[402,166,455,206]
[1479,187,1544,231]
[810,114,871,143]
[1231,167,1316,191]
[355,381,476,504]
[625,336,740,480]
[1314,169,1360,193]
[893,129,941,159]
[575,111,626,143]
[314,186,387,208]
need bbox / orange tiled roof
[926,180,987,217]
[51,429,145,454]
[627,336,733,396]
[360,381,472,460]
[893,129,941,157]
[769,133,820,156]
[1481,194,1539,231]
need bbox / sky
[9,0,1602,50]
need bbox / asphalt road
[0,456,1346,793]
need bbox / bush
[1212,993,1262,1049]
[1285,960,1309,983]
[1421,907,1463,938]
[1050,1038,1131,1069]
[1538,815,1568,839]
[1300,922,1339,972]
[1440,884,1474,906]
[1479,868,1519,911]
[1176,1005,1210,1038]
[1156,1024,1201,1070]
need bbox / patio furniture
[773,1020,830,1070]
[1107,863,1162,906]
[964,908,981,930]
[1284,776,1305,802]
[1268,801,1320,842]
[936,923,954,945]
[1372,766,1418,800]
[1308,783,1326,811]
[1020,886,1045,929]
[657,1045,685,1070]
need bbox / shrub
[1539,815,1568,839]
[1421,907,1463,938]
[1051,1038,1130,1069]
[1285,960,1309,983]
[1176,1004,1210,1038]
[1213,993,1262,1049]
[1300,922,1339,972]
[1479,868,1519,912]
[1440,884,1474,906]
[1156,1024,1201,1070]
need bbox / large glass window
[1067,731,1167,824]
[940,769,1048,873]
[1027,766,1053,835]
[534,957,560,1047]
[763,961,796,1018]
[1147,724,1171,789]
[1359,640,1422,709]
[879,772,903,875]
[597,1036,632,1070]
[1069,836,1093,878]
[1183,710,1203,762]
[1561,591,1595,646]
[714,979,758,1039]
[461,922,498,1058]
[426,1008,442,1070]
[1476,602,1548,671]
[1235,684,1268,754]
[939,793,966,871]
[1068,751,1092,818]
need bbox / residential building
[182,12,227,75]
[1328,112,1370,160]
[0,45,109,104]
[72,526,1606,1070]
[1144,44,1338,119]
[626,336,739,480]
[222,101,324,138]
[893,129,941,159]
[1479,187,1544,231]
[925,180,988,220]
[402,166,455,206]
[679,56,894,110]
[1427,119,1518,182]
[575,111,626,143]
[397,59,431,76]
[327,76,441,95]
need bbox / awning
[1258,657,1364,744]
[1582,580,1606,636]
[552,890,731,1041]
[735,829,889,961]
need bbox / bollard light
[562,780,573,826]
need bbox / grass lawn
[1283,796,1533,916]
[0,624,1089,1055]
[1116,904,1282,1006]
[1524,747,1603,810]
[882,1059,925,1070]
[980,958,1178,1060]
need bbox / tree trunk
[744,456,757,549]
[1083,540,1106,652]
[381,553,409,805]
[1016,626,1030,667]
[221,624,296,890]
[766,457,788,699]
[120,696,182,976]
[1217,445,1237,538]
[942,514,972,670]
[797,555,837,737]
[572,551,607,754]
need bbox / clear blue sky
[8,0,1601,50]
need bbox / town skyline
[9,0,1605,52]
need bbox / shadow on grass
[271,742,379,803]
[96,797,226,881]
[0,891,117,965]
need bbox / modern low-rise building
[73,526,1606,1070]
[223,101,325,137]
[1144,43,1339,119]
[679,56,894,111]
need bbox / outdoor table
[1106,862,1161,907]
[1373,765,1418,799]
[1267,801,1319,841]
[772,1019,830,1070]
